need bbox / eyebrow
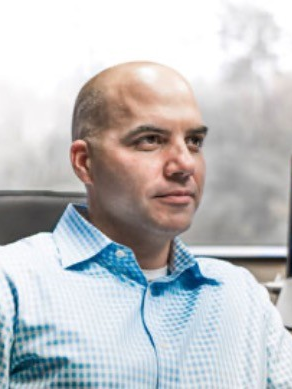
[186,126,208,136]
[122,124,208,142]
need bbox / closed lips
[155,190,194,198]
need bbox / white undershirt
[142,265,168,282]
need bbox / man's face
[86,72,206,240]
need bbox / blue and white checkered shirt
[0,204,292,388]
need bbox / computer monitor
[287,159,292,277]
[276,159,292,329]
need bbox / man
[0,62,291,387]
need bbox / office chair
[0,190,86,245]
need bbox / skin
[71,62,207,269]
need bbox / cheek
[93,154,151,196]
[195,158,206,189]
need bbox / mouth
[154,190,195,205]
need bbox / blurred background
[0,0,291,246]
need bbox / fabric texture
[0,204,291,388]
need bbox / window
[1,0,291,246]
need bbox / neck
[130,239,172,270]
[87,209,173,270]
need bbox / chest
[10,273,266,388]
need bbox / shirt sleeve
[265,290,292,388]
[0,269,16,386]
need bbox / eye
[133,134,164,151]
[186,135,205,151]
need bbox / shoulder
[0,233,61,309]
[0,233,57,274]
[197,256,258,282]
[196,256,269,303]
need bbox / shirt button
[116,249,126,258]
[160,343,169,349]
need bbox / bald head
[72,62,197,141]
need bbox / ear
[70,140,93,185]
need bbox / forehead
[106,71,203,130]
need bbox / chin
[154,218,193,237]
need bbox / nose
[164,142,195,181]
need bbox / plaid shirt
[0,204,291,388]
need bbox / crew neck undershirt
[142,265,168,282]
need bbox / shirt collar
[53,203,112,269]
[166,237,218,285]
[53,204,218,287]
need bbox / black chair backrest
[0,191,86,245]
